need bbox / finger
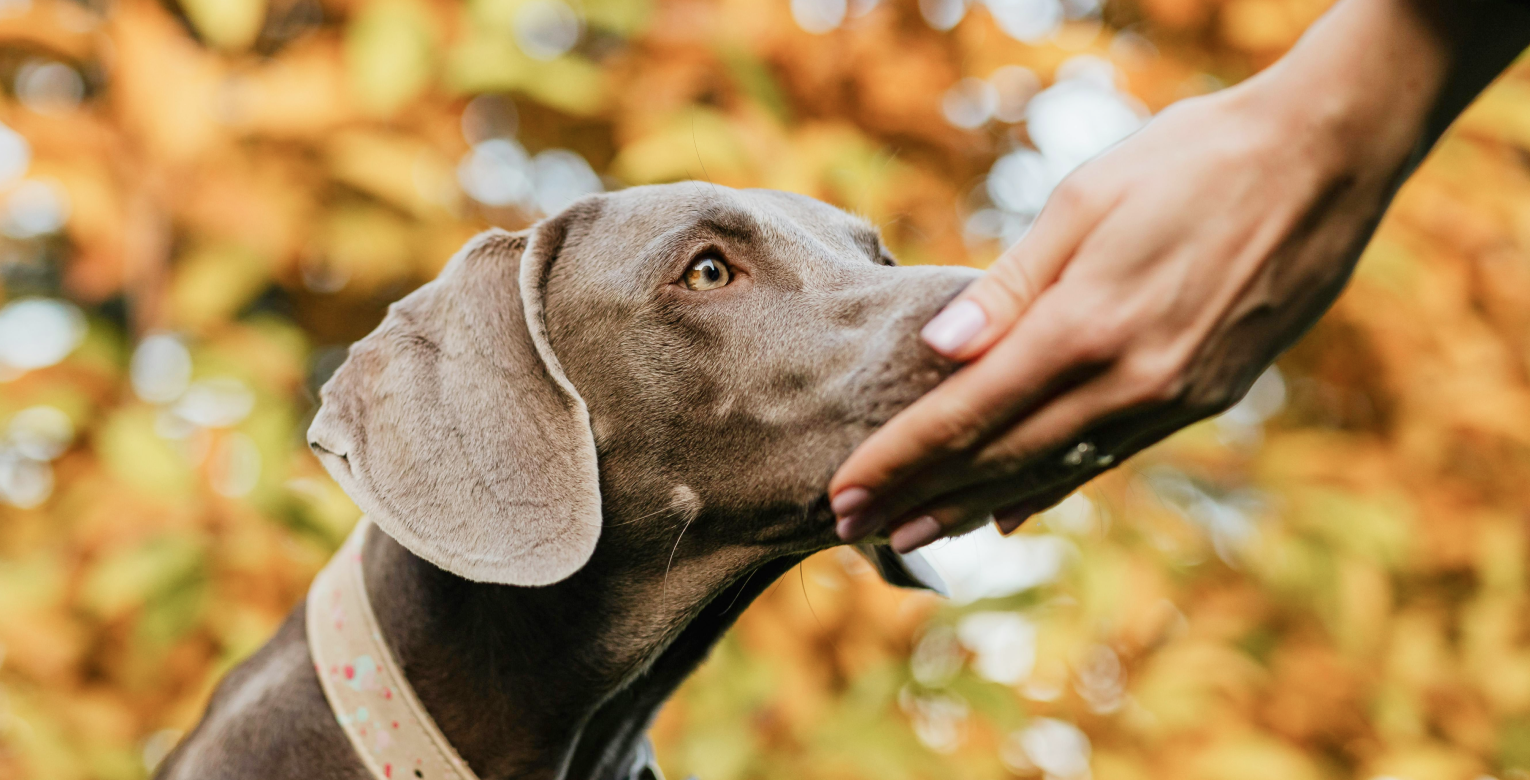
[887,473,1082,553]
[988,396,1204,537]
[922,179,1111,362]
[839,362,1136,541]
[884,482,1018,553]
[831,300,1091,538]
[878,457,1074,551]
[995,483,1080,534]
[994,507,1032,535]
[891,442,1109,550]
[874,414,1119,550]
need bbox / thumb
[923,188,1101,361]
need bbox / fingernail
[831,487,872,518]
[921,300,987,355]
[995,515,1029,534]
[994,506,1032,535]
[836,512,883,542]
[890,516,943,554]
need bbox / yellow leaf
[612,109,752,185]
[78,535,205,621]
[344,0,436,116]
[1187,733,1322,780]
[97,407,195,498]
[169,244,270,332]
[327,129,460,217]
[178,0,266,50]
[319,205,416,293]
[445,34,606,116]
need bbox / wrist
[1240,0,1459,174]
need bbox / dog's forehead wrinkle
[702,188,879,269]
[579,185,881,298]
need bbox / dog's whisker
[720,567,758,615]
[602,504,675,528]
[764,569,788,599]
[659,512,696,617]
[797,563,828,636]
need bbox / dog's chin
[741,494,845,553]
[770,523,845,554]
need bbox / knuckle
[1066,333,1113,366]
[1059,314,1125,366]
[1050,173,1109,214]
[1050,178,1093,211]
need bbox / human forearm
[1250,0,1530,178]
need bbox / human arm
[830,0,1530,552]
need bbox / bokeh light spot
[514,0,581,61]
[458,138,534,208]
[131,334,194,404]
[956,612,1037,684]
[984,0,1062,43]
[0,450,52,508]
[531,149,603,215]
[15,59,85,114]
[174,378,256,429]
[9,406,74,461]
[941,77,998,129]
[1019,718,1091,779]
[0,121,30,188]
[0,298,86,373]
[2,179,71,238]
[919,0,966,30]
[791,0,847,34]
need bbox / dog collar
[308,518,668,780]
[308,517,482,780]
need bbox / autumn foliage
[3,0,1530,779]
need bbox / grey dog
[155,182,979,780]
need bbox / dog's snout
[306,407,356,474]
[827,267,978,429]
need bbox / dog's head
[308,183,977,588]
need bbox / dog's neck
[360,519,800,780]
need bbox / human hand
[827,0,1486,553]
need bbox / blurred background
[1,0,1529,778]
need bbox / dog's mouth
[746,492,919,556]
[743,493,844,552]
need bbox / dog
[155,182,979,780]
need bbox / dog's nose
[307,407,354,472]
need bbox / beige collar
[308,517,482,780]
[308,519,668,780]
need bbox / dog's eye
[683,255,732,291]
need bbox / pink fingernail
[995,515,1029,534]
[890,516,943,554]
[836,512,884,542]
[831,487,871,518]
[994,506,1033,535]
[836,517,859,541]
[921,300,987,355]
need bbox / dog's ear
[857,544,949,597]
[307,212,601,586]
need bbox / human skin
[830,0,1530,553]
